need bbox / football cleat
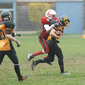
[47,62,53,65]
[27,54,34,61]
[31,60,37,71]
[61,71,71,75]
[18,74,28,81]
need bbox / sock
[36,59,45,64]
[33,50,43,56]
[60,65,64,73]
[45,55,48,58]
[14,64,22,80]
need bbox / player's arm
[44,24,55,32]
[41,17,55,32]
[12,32,21,37]
[45,20,61,32]
[50,29,62,39]
[5,22,20,47]
[6,34,17,41]
[6,33,20,47]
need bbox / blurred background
[0,0,84,34]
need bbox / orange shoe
[19,74,28,81]
[22,74,28,80]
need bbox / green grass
[0,35,85,85]
[20,32,40,36]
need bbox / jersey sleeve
[5,21,15,35]
[41,17,50,25]
[0,18,2,22]
[54,17,60,22]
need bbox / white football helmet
[45,9,57,19]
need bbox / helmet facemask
[3,16,11,21]
[59,16,71,28]
[1,10,12,21]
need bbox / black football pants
[0,49,18,64]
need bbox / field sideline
[0,34,85,85]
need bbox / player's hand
[58,33,63,39]
[16,40,20,47]
[56,31,63,39]
[54,23,59,27]
[16,33,21,37]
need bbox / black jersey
[47,21,63,42]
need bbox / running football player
[0,10,28,81]
[31,16,71,74]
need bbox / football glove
[12,33,21,37]
[16,33,21,37]
[16,40,20,47]
[54,22,60,27]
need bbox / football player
[28,9,60,64]
[0,10,28,81]
[31,16,71,74]
[0,16,21,37]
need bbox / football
[56,31,63,36]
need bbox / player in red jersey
[28,9,60,64]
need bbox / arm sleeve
[5,21,15,35]
[44,24,54,32]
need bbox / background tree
[29,3,51,32]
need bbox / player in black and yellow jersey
[0,10,28,81]
[31,16,71,74]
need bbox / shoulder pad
[41,17,50,24]
[5,21,15,29]
[54,17,60,22]
[54,22,61,28]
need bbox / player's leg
[55,44,70,74]
[55,48,64,73]
[28,37,49,61]
[0,51,5,65]
[39,37,49,53]
[31,52,54,70]
[44,55,53,65]
[6,49,28,81]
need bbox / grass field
[0,34,85,85]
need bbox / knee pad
[13,60,18,65]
